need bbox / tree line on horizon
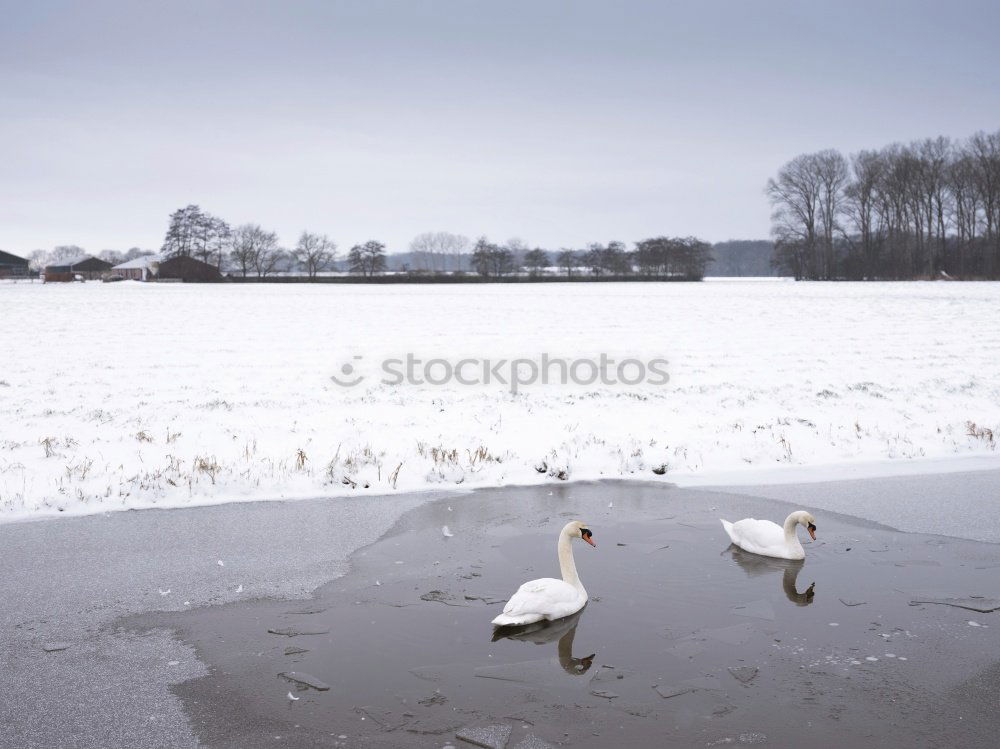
[18,207,767,282]
[768,129,1000,280]
[144,206,718,280]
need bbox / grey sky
[2,0,998,255]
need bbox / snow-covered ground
[2,280,999,521]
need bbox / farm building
[111,254,222,283]
[43,256,113,282]
[112,254,161,281]
[0,250,30,278]
[158,255,223,282]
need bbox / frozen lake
[108,480,1000,747]
[4,473,999,748]
[2,280,1000,519]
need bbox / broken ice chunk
[455,724,513,749]
[909,597,1000,613]
[513,736,557,749]
[267,627,330,637]
[279,671,331,691]
[728,666,759,684]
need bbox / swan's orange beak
[583,533,596,547]
[807,524,817,541]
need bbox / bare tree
[347,240,387,277]
[556,249,578,278]
[915,137,952,274]
[491,245,515,277]
[767,154,822,279]
[503,237,528,270]
[162,205,230,265]
[969,130,1000,275]
[470,237,514,278]
[602,240,631,275]
[582,243,604,277]
[445,233,471,272]
[47,245,87,265]
[949,153,981,276]
[207,217,232,269]
[843,150,885,278]
[228,224,279,278]
[522,248,550,276]
[123,247,154,262]
[193,210,215,264]
[27,249,48,272]
[815,150,849,279]
[254,244,287,278]
[471,237,493,277]
[161,205,202,257]
[294,232,336,278]
[409,231,470,273]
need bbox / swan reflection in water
[491,608,595,675]
[727,545,816,606]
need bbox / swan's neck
[558,531,583,590]
[782,513,800,543]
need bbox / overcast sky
[2,0,999,255]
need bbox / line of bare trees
[158,208,713,280]
[559,238,712,280]
[154,204,718,281]
[466,237,712,280]
[408,232,470,272]
[767,130,1000,280]
[161,205,347,278]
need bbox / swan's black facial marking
[807,522,817,541]
[807,523,816,532]
[580,528,596,546]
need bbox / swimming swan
[491,520,595,627]
[720,510,816,560]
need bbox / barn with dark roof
[110,254,223,282]
[43,256,114,282]
[0,250,30,278]
[157,255,223,282]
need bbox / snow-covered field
[2,280,999,521]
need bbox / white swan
[491,520,595,627]
[720,510,817,560]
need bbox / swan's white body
[720,510,816,561]
[492,521,592,627]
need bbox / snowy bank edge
[4,453,1000,526]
